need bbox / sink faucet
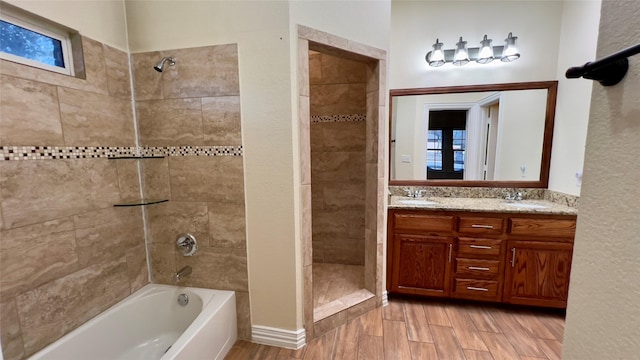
[404,189,427,198]
[174,266,192,283]
[503,190,523,202]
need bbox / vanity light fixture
[426,33,521,67]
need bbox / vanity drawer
[459,217,504,235]
[457,238,503,257]
[454,278,499,298]
[456,258,500,277]
[394,213,455,234]
[509,218,576,239]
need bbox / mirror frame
[389,81,558,188]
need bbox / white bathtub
[30,284,237,360]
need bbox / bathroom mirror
[389,81,557,188]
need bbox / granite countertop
[388,196,578,216]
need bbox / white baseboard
[382,290,389,307]
[252,325,306,350]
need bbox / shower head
[153,57,175,72]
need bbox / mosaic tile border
[311,114,366,123]
[0,145,243,161]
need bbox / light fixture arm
[566,43,640,86]
[426,46,505,64]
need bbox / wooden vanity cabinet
[503,218,576,308]
[387,209,577,309]
[388,212,455,297]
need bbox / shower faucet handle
[176,233,198,256]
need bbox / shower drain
[177,293,189,306]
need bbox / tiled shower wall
[310,52,367,265]
[130,44,250,340]
[0,37,146,359]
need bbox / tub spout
[174,266,192,283]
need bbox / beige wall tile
[319,54,367,85]
[314,310,347,337]
[115,160,142,202]
[364,228,377,293]
[163,44,239,98]
[201,96,241,145]
[315,121,366,152]
[146,201,209,246]
[0,299,24,360]
[176,247,248,291]
[208,201,246,248]
[323,236,365,265]
[309,53,322,84]
[0,75,64,146]
[0,218,78,298]
[126,244,149,293]
[311,151,365,182]
[73,207,144,266]
[299,95,311,185]
[79,37,110,95]
[149,244,176,284]
[137,98,204,146]
[0,160,121,229]
[310,83,366,116]
[304,264,314,339]
[365,92,380,164]
[58,86,135,146]
[169,156,244,202]
[0,37,109,97]
[298,40,310,97]
[235,291,251,341]
[16,256,130,356]
[141,158,171,200]
[131,51,164,101]
[320,181,366,210]
[301,184,312,267]
[103,44,132,99]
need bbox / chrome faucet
[174,266,192,283]
[503,190,523,202]
[404,189,427,198]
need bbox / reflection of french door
[483,104,499,180]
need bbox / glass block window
[0,11,73,75]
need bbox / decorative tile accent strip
[311,114,366,123]
[0,145,243,161]
[140,146,243,157]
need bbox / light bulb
[477,35,494,64]
[428,38,445,67]
[453,37,469,66]
[501,32,520,62]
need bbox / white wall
[390,0,600,194]
[548,0,601,195]
[393,96,418,179]
[390,0,562,89]
[4,0,129,51]
[494,90,546,180]
[562,1,640,358]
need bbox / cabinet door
[504,240,573,308]
[390,234,454,297]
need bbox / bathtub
[30,284,237,360]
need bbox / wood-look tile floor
[225,297,565,360]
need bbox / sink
[398,199,437,205]
[502,202,549,209]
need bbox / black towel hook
[566,44,640,86]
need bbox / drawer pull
[469,245,492,249]
[466,286,489,292]
[448,243,453,263]
[468,266,490,271]
[471,224,494,229]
